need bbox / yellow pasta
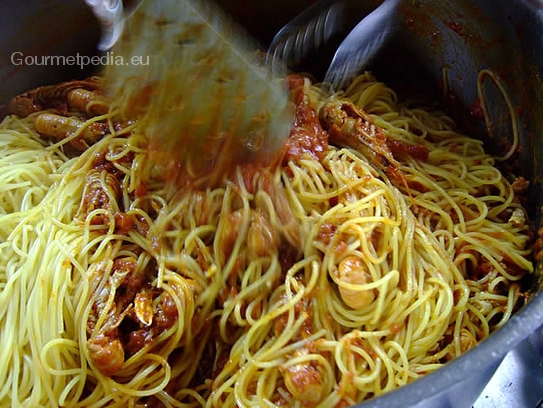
[0,72,532,407]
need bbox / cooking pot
[0,1,542,407]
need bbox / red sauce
[316,222,336,246]
[135,183,147,198]
[212,347,231,381]
[153,293,178,333]
[283,75,329,164]
[286,74,306,91]
[470,98,484,121]
[406,180,429,193]
[112,257,144,308]
[125,328,153,355]
[386,139,429,162]
[114,212,135,235]
[390,323,402,334]
[448,21,463,35]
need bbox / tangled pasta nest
[0,72,533,407]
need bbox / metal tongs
[85,0,128,51]
[89,0,403,92]
[269,0,401,90]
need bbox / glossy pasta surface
[0,73,532,407]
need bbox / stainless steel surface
[85,0,124,50]
[325,0,400,89]
[268,0,382,79]
[85,0,144,50]
[268,0,349,69]
[0,1,542,407]
[473,338,543,408]
[529,324,543,360]
[0,0,101,105]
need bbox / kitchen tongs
[89,0,293,185]
[269,0,401,90]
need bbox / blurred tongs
[269,0,401,90]
[86,0,293,185]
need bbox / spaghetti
[0,71,533,407]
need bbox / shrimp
[79,169,122,225]
[124,291,180,356]
[113,257,146,309]
[34,113,109,150]
[336,256,375,310]
[283,75,329,164]
[441,326,478,362]
[246,208,280,261]
[282,348,328,407]
[273,294,330,405]
[8,76,105,117]
[134,288,154,327]
[86,258,138,375]
[240,166,301,249]
[459,328,477,354]
[217,209,246,264]
[66,88,110,116]
[88,333,125,376]
[511,176,529,195]
[85,256,203,375]
[86,257,155,375]
[320,100,398,173]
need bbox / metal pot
[1,1,542,407]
